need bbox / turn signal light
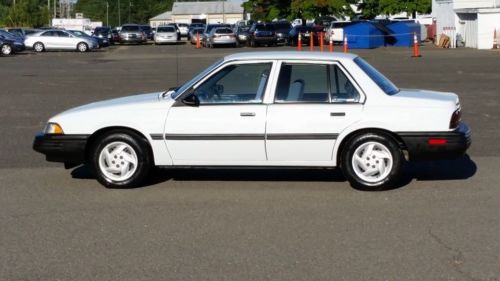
[44,123,64,135]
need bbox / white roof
[172,1,243,15]
[150,11,172,21]
[224,51,358,62]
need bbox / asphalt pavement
[1,43,499,280]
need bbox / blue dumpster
[343,22,385,49]
[385,21,421,47]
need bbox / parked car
[201,24,231,46]
[233,25,250,44]
[247,23,276,47]
[189,27,205,44]
[154,26,178,44]
[24,29,96,52]
[187,24,205,40]
[140,25,154,40]
[6,28,39,39]
[205,27,237,48]
[271,21,292,44]
[68,30,108,48]
[93,26,113,43]
[176,23,189,38]
[110,29,120,43]
[0,30,25,53]
[119,24,147,44]
[33,52,471,190]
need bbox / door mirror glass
[182,94,200,107]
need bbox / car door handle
[240,112,256,117]
[330,112,346,117]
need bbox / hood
[392,89,459,107]
[56,92,164,117]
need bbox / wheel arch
[334,127,407,167]
[85,126,154,165]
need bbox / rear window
[121,25,140,32]
[354,57,399,95]
[273,23,291,29]
[256,24,274,31]
[215,28,232,34]
[157,26,175,32]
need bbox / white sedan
[33,52,471,190]
[25,29,97,52]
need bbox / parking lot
[1,43,500,280]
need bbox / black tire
[90,131,152,188]
[33,42,44,52]
[77,42,88,52]
[1,44,12,56]
[341,133,404,191]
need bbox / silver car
[206,27,237,48]
[24,29,97,52]
[154,26,178,44]
[119,24,147,44]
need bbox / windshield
[172,59,224,99]
[354,57,399,95]
[121,25,140,32]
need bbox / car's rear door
[165,60,275,165]
[265,61,364,164]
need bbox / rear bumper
[33,133,89,164]
[398,122,472,161]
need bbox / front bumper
[398,122,472,161]
[33,133,89,165]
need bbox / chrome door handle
[240,112,256,117]
[330,112,346,117]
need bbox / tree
[357,0,431,19]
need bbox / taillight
[449,108,461,129]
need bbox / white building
[433,0,500,49]
[150,1,244,27]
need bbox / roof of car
[224,51,358,62]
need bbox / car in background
[0,30,25,53]
[233,25,250,44]
[189,27,205,44]
[119,24,147,44]
[93,26,113,43]
[140,25,154,40]
[205,27,237,48]
[201,24,231,46]
[187,24,205,40]
[33,51,471,190]
[110,29,120,43]
[247,23,276,47]
[6,28,39,39]
[287,25,318,46]
[271,21,291,45]
[69,30,109,48]
[24,29,97,52]
[177,23,189,38]
[154,26,178,44]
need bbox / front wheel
[1,44,12,56]
[33,42,44,52]
[341,133,404,191]
[91,132,152,188]
[77,42,88,52]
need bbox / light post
[106,1,109,26]
[118,0,121,26]
[128,0,132,23]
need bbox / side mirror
[182,94,200,107]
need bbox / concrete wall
[454,0,500,9]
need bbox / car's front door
[165,61,274,165]
[265,61,364,164]
[55,30,75,49]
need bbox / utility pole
[128,0,131,23]
[106,1,109,26]
[118,0,121,26]
[222,0,225,23]
[53,0,56,20]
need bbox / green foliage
[1,0,50,27]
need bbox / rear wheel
[33,42,44,52]
[77,42,88,52]
[341,133,404,191]
[1,44,12,56]
[91,131,152,188]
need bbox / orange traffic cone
[320,32,324,52]
[196,32,201,49]
[343,34,348,53]
[412,32,421,58]
[329,37,333,52]
[297,33,302,51]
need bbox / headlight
[44,122,64,134]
